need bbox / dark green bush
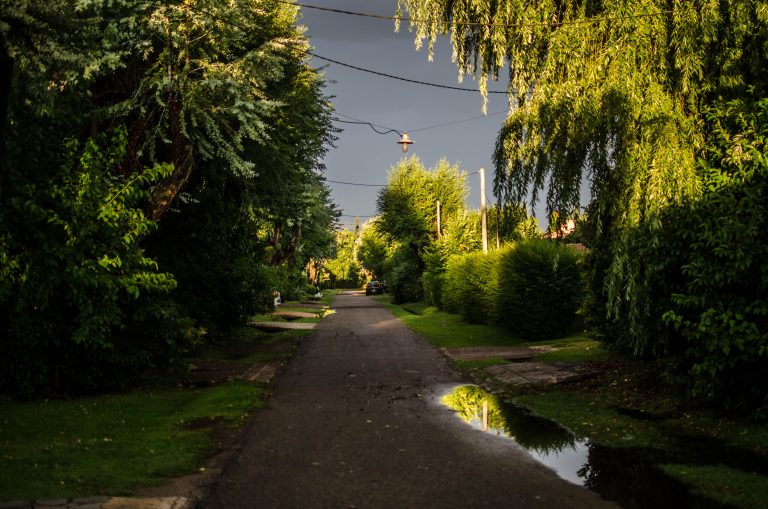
[389,255,423,304]
[497,239,584,339]
[0,131,190,396]
[658,97,768,414]
[422,270,444,307]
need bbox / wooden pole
[495,203,501,249]
[480,168,488,254]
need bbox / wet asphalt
[196,292,619,509]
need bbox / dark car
[365,281,384,296]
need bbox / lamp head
[397,132,414,153]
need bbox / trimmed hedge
[497,239,584,339]
[442,250,504,324]
[439,241,585,339]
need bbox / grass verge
[373,295,523,348]
[382,298,768,509]
[0,381,264,500]
[0,312,320,501]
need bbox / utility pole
[496,203,501,249]
[436,200,442,239]
[480,168,488,254]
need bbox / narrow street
[198,293,618,509]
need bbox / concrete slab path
[247,321,316,332]
[198,293,617,509]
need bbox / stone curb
[0,498,190,509]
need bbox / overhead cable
[185,4,508,94]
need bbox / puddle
[442,385,740,509]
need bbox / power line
[327,179,386,187]
[332,118,402,136]
[282,0,672,29]
[408,110,507,133]
[307,51,508,94]
[186,4,508,94]
[327,170,481,189]
[333,110,508,136]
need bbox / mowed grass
[0,381,265,500]
[373,296,523,348]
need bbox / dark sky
[297,1,516,230]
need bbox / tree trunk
[270,222,302,266]
[147,92,193,221]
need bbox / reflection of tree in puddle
[442,385,579,454]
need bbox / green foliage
[388,246,423,304]
[398,0,767,366]
[497,239,584,340]
[0,0,337,396]
[375,157,478,303]
[357,222,390,280]
[442,250,503,324]
[0,129,187,395]
[324,229,363,288]
[661,96,768,413]
[421,270,443,306]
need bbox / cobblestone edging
[0,497,190,509]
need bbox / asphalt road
[197,292,618,509]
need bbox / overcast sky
[297,1,515,230]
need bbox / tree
[357,221,390,281]
[324,229,362,288]
[398,0,768,353]
[0,0,338,393]
[376,157,472,301]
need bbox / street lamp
[397,132,414,153]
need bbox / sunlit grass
[374,296,523,348]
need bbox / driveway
[196,292,618,509]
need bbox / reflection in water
[442,385,590,485]
[442,385,736,509]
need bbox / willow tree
[398,0,768,355]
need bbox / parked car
[365,281,384,296]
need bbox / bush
[389,257,423,304]
[442,250,504,324]
[497,239,584,339]
[659,97,768,414]
[422,270,444,307]
[0,131,189,396]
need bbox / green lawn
[373,296,524,348]
[0,381,264,500]
[0,315,320,501]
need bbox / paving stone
[442,346,551,361]
[102,497,190,509]
[0,501,32,509]
[71,498,108,505]
[272,310,317,319]
[34,499,68,507]
[247,321,315,331]
[485,362,602,386]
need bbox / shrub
[442,250,504,324]
[659,97,768,414]
[422,270,444,307]
[0,131,189,396]
[497,239,584,339]
[389,257,423,304]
